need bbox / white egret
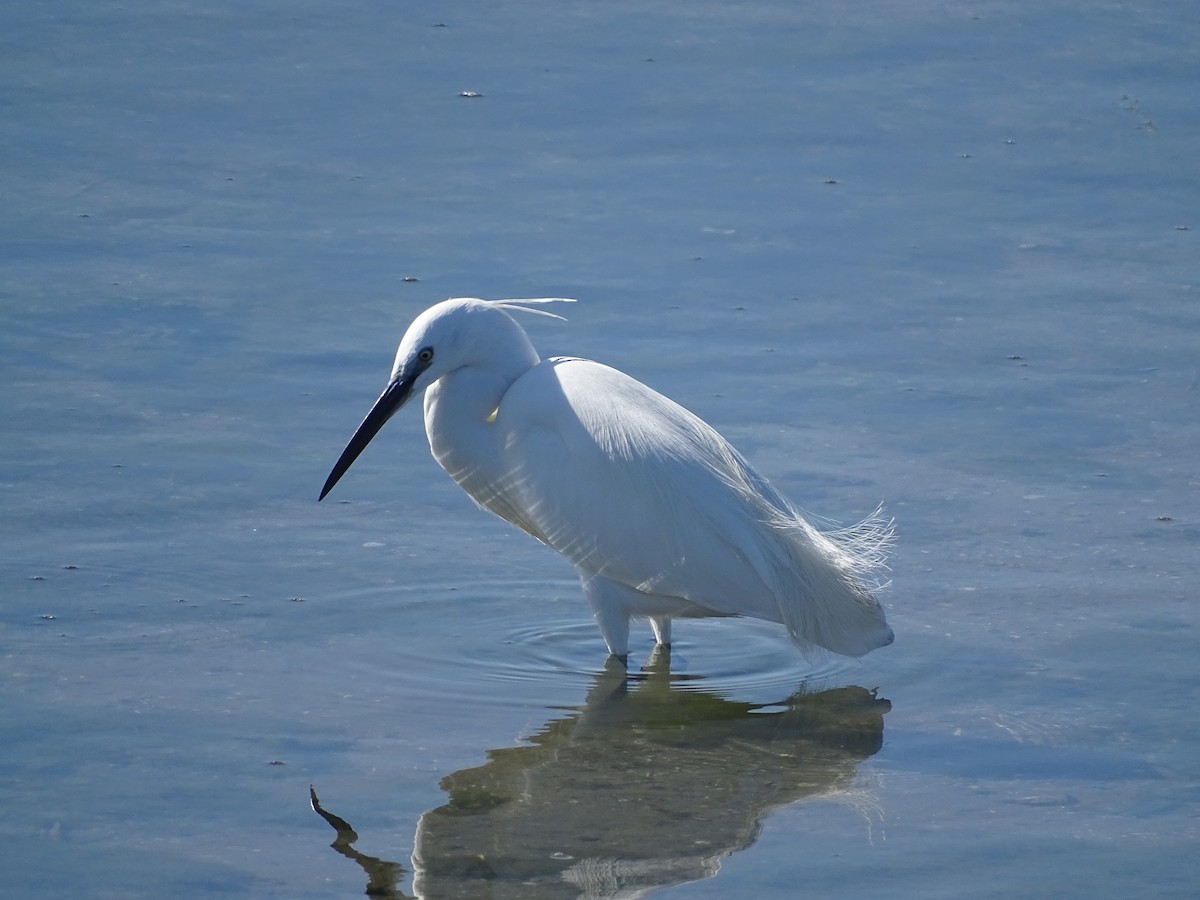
[320,298,894,661]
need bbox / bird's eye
[417,347,434,363]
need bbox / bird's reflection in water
[313,650,890,899]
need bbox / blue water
[2,2,1197,897]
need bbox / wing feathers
[494,358,892,656]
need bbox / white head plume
[479,297,577,321]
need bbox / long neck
[422,333,539,513]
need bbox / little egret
[320,298,894,661]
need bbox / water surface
[2,1,1197,897]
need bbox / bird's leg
[650,616,672,648]
[643,643,672,675]
[579,573,631,658]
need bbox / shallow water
[3,1,1198,897]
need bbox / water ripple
[333,579,860,707]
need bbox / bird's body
[321,298,894,660]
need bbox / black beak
[319,370,418,501]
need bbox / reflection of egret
[310,653,891,898]
[320,298,894,660]
[410,655,889,898]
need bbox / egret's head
[319,297,573,500]
[387,298,507,395]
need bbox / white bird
[320,298,894,662]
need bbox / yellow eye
[417,347,434,363]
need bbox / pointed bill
[319,371,417,500]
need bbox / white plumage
[321,297,894,660]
